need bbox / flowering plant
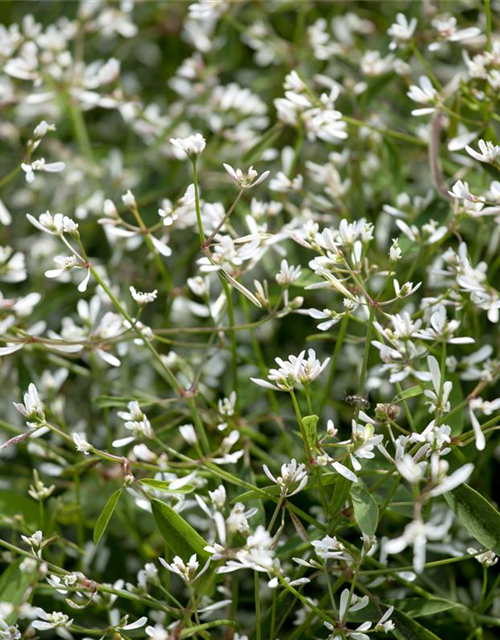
[1,2,500,640]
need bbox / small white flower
[263,459,308,497]
[465,139,500,164]
[73,432,93,455]
[122,190,137,207]
[388,13,417,50]
[407,76,438,116]
[276,259,302,286]
[223,164,270,189]
[32,609,73,631]
[13,383,45,427]
[467,547,498,567]
[159,554,207,583]
[21,159,65,183]
[170,133,206,159]
[130,286,158,306]
[33,121,56,139]
[179,423,198,445]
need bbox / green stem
[358,307,375,395]
[191,159,205,244]
[68,97,94,163]
[321,314,349,411]
[220,278,238,400]
[254,571,262,640]
[485,0,492,51]
[290,388,311,460]
[0,165,21,190]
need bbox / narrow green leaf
[179,620,237,638]
[393,385,423,403]
[0,558,37,624]
[390,598,461,618]
[93,488,123,545]
[140,479,194,494]
[95,395,156,409]
[302,414,319,450]
[444,483,500,554]
[351,485,379,536]
[391,607,445,640]
[151,498,209,561]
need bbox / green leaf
[93,488,123,545]
[0,558,37,624]
[94,395,156,409]
[444,483,500,554]
[391,607,445,640]
[351,485,379,536]
[178,620,237,638]
[390,598,461,618]
[242,124,283,164]
[139,479,194,494]
[329,473,353,517]
[151,498,209,561]
[394,385,423,403]
[0,491,39,528]
[302,414,319,450]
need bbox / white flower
[407,76,438,116]
[465,139,500,164]
[32,609,73,631]
[467,547,498,567]
[179,423,198,445]
[388,13,417,50]
[0,619,20,640]
[122,189,137,207]
[375,607,395,633]
[116,616,148,631]
[13,383,45,427]
[223,164,270,189]
[130,286,158,306]
[311,535,349,561]
[160,554,207,583]
[309,308,342,331]
[324,589,370,639]
[33,121,56,139]
[113,400,153,447]
[430,15,481,51]
[218,392,236,417]
[145,624,171,640]
[73,432,93,455]
[27,212,78,236]
[276,259,302,286]
[170,133,206,159]
[45,256,91,293]
[263,459,308,497]
[384,511,453,573]
[251,349,329,391]
[21,159,65,183]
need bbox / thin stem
[290,388,311,460]
[358,307,375,395]
[220,278,238,400]
[485,0,492,51]
[321,314,349,411]
[254,571,262,640]
[204,188,244,247]
[191,159,205,244]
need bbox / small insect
[344,394,371,410]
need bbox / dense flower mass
[1,3,500,640]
